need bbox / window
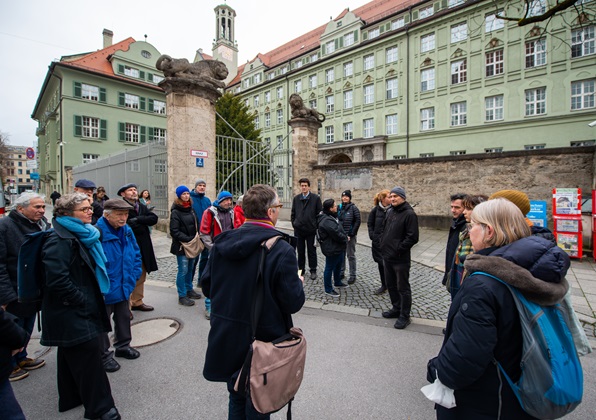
[244,99,249,108]
[485,95,504,121]
[267,73,274,81]
[125,93,139,109]
[83,116,100,138]
[363,54,375,70]
[128,160,140,172]
[363,118,374,138]
[255,74,262,84]
[450,102,467,126]
[448,0,464,7]
[277,87,283,99]
[243,79,251,89]
[571,140,595,147]
[254,116,260,129]
[486,50,504,77]
[528,0,546,17]
[386,46,398,63]
[155,159,166,173]
[254,95,260,107]
[124,66,140,78]
[294,60,303,69]
[326,40,336,54]
[265,91,271,103]
[326,68,335,83]
[419,5,434,19]
[451,60,467,84]
[421,33,435,52]
[386,78,398,99]
[451,23,468,43]
[265,112,271,127]
[277,109,284,124]
[386,114,398,135]
[420,107,435,130]
[325,126,334,143]
[344,32,355,46]
[125,123,140,143]
[309,74,317,89]
[310,53,318,62]
[326,95,335,113]
[81,84,99,101]
[309,99,317,109]
[392,18,405,30]
[571,79,595,110]
[280,67,288,75]
[525,87,546,116]
[152,128,166,144]
[393,155,407,159]
[368,28,380,39]
[420,152,434,158]
[344,61,353,77]
[343,122,353,140]
[276,135,284,148]
[525,144,545,150]
[485,147,503,153]
[450,150,466,155]
[571,26,595,58]
[294,80,302,93]
[152,74,164,84]
[525,40,546,67]
[363,84,375,104]
[154,185,167,199]
[485,13,504,32]
[152,100,166,114]
[344,90,353,109]
[82,154,99,164]
[421,68,435,91]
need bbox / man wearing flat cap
[74,179,101,224]
[380,186,419,329]
[118,184,158,312]
[96,199,143,372]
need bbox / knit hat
[175,185,190,198]
[195,179,207,187]
[323,198,335,211]
[390,186,406,200]
[489,189,530,216]
[216,190,233,203]
[341,190,352,200]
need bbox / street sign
[26,147,35,159]
[195,158,204,168]
[26,160,37,169]
[30,173,40,180]
[190,150,208,158]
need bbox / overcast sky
[0,0,369,147]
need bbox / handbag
[179,216,204,258]
[234,236,306,419]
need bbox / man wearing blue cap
[199,190,235,319]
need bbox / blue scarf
[54,216,110,293]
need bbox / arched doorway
[328,153,352,164]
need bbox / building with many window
[221,0,595,162]
[1,145,34,194]
[32,30,167,195]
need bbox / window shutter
[139,71,145,80]
[147,73,154,82]
[354,30,359,42]
[99,88,107,103]
[148,99,154,112]
[119,122,126,142]
[339,37,344,48]
[441,0,448,8]
[404,15,410,24]
[140,97,146,111]
[335,39,339,50]
[118,92,125,107]
[100,119,107,140]
[74,82,82,98]
[148,127,154,142]
[74,115,82,136]
[118,64,124,74]
[363,32,368,40]
[140,126,146,143]
[413,10,419,20]
[434,2,440,11]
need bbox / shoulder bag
[180,214,204,258]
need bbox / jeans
[295,232,317,273]
[0,379,26,420]
[323,253,343,292]
[176,255,196,298]
[12,314,36,368]
[340,235,357,280]
[193,248,210,287]
[228,390,270,419]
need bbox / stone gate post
[288,119,322,196]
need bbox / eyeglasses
[74,207,93,213]
[270,204,283,209]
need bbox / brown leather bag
[179,216,204,258]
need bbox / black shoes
[394,317,411,330]
[347,278,356,285]
[115,347,140,360]
[375,286,387,295]
[98,407,121,420]
[178,296,195,306]
[103,358,121,373]
[187,290,202,299]
[382,309,401,319]
[309,271,317,280]
[335,283,349,289]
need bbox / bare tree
[0,131,9,189]
[496,0,595,26]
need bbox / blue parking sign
[196,158,204,167]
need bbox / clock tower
[212,4,238,85]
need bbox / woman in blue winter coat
[316,199,348,298]
[426,199,570,419]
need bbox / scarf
[54,216,110,293]
[379,202,390,211]
[245,219,275,228]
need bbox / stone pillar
[288,118,322,196]
[159,78,222,213]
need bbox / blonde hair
[471,198,531,247]
[373,189,390,206]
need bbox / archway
[328,153,352,164]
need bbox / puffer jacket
[316,211,347,257]
[367,204,389,263]
[380,201,419,264]
[427,236,570,419]
[190,190,211,224]
[199,205,234,250]
[337,202,361,237]
[170,202,199,256]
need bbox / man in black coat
[118,183,158,312]
[338,190,361,284]
[0,307,29,418]
[0,192,49,381]
[291,178,322,280]
[380,186,419,329]
[442,193,468,287]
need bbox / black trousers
[296,232,317,273]
[57,337,115,419]
[383,260,412,319]
[102,301,133,362]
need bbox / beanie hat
[390,186,406,200]
[341,190,352,200]
[195,179,206,187]
[323,198,335,211]
[217,190,233,202]
[175,185,190,198]
[489,189,530,216]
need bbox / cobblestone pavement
[147,241,451,322]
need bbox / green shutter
[339,37,344,48]
[74,82,82,98]
[148,73,154,82]
[148,127,154,142]
[139,71,145,80]
[413,10,419,20]
[119,122,126,142]
[100,119,107,140]
[354,30,358,42]
[99,88,106,103]
[74,115,82,136]
[118,64,124,74]
[434,2,440,11]
[363,32,368,41]
[140,126,146,143]
[148,99,154,112]
[404,15,410,24]
[118,92,125,107]
[441,0,448,8]
[335,39,339,50]
[140,97,146,111]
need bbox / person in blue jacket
[96,199,143,373]
[190,179,212,287]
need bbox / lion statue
[289,94,326,122]
[156,55,229,90]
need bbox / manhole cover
[130,318,181,348]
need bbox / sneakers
[9,367,29,382]
[178,296,195,306]
[347,278,356,285]
[334,283,349,288]
[309,271,317,280]
[204,309,211,320]
[394,317,411,330]
[18,357,45,371]
[187,290,202,299]
[325,290,340,298]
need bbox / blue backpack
[474,272,583,419]
[17,229,54,304]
